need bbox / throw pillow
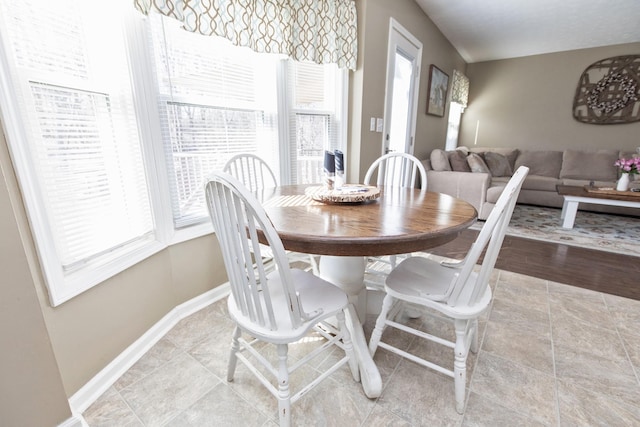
[430,149,452,171]
[484,152,513,177]
[559,149,618,181]
[449,150,471,172]
[503,149,520,171]
[514,150,563,178]
[467,153,491,174]
[455,146,470,155]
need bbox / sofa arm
[426,170,490,215]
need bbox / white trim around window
[0,1,347,306]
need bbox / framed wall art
[573,55,640,124]
[426,64,449,117]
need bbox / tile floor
[83,267,640,426]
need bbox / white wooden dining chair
[223,153,278,191]
[363,152,427,286]
[223,153,317,273]
[364,152,427,190]
[205,172,359,427]
[368,166,529,414]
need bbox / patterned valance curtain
[451,69,469,111]
[133,0,357,70]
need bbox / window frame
[0,5,348,306]
[0,3,167,306]
[279,60,348,185]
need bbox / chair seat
[386,257,492,319]
[228,268,348,344]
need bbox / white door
[383,19,422,155]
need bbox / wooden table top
[255,185,477,257]
[557,185,640,202]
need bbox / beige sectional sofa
[423,146,639,220]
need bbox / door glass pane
[388,51,413,154]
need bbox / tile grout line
[460,268,500,425]
[546,278,563,427]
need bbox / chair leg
[389,254,397,269]
[369,294,395,356]
[453,319,469,414]
[276,344,291,427]
[227,326,241,382]
[337,309,360,382]
[470,319,479,354]
[308,255,320,276]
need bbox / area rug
[471,204,640,257]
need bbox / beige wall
[0,118,227,396]
[349,0,466,182]
[0,126,72,425]
[37,235,225,394]
[461,42,640,152]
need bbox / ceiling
[415,0,640,63]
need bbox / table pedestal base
[318,256,367,318]
[318,255,382,399]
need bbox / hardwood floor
[431,229,640,301]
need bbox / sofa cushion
[562,178,617,187]
[470,147,519,170]
[490,176,510,185]
[521,175,561,192]
[449,150,471,172]
[467,153,491,174]
[503,149,520,170]
[484,152,513,177]
[430,149,452,171]
[515,150,563,178]
[559,149,619,181]
[486,185,505,204]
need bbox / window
[0,0,346,305]
[445,102,464,151]
[446,70,469,150]
[147,15,280,228]
[286,60,345,185]
[0,0,158,305]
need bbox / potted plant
[614,157,640,191]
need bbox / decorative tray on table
[305,184,380,204]
[584,186,640,197]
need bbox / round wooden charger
[305,184,380,204]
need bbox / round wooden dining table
[255,184,477,399]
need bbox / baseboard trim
[68,284,230,415]
[57,414,85,427]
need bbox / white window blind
[287,61,342,184]
[0,0,155,305]
[148,15,279,227]
[0,1,347,305]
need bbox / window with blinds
[287,61,342,184]
[148,15,279,227]
[0,1,346,305]
[0,0,155,305]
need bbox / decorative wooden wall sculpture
[573,56,640,124]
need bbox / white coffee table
[557,185,640,229]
